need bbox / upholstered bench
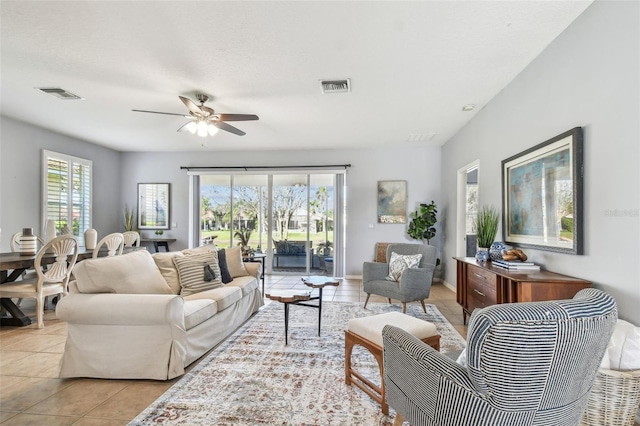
[345,312,440,414]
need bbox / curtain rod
[180,164,351,171]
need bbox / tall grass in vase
[473,206,500,261]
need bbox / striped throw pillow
[173,252,223,296]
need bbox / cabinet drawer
[467,265,497,304]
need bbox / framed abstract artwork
[502,127,583,254]
[138,183,170,230]
[377,180,407,224]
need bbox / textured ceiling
[1,1,593,152]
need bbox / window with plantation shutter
[42,150,92,246]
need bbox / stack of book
[491,259,540,271]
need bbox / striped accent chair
[382,288,617,426]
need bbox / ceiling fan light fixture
[185,121,198,134]
[207,124,219,136]
[196,120,208,137]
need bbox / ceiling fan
[132,94,259,137]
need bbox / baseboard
[441,279,456,293]
[345,274,362,280]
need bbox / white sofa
[56,246,264,380]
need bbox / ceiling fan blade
[214,114,259,122]
[132,109,189,117]
[214,121,246,136]
[179,96,204,116]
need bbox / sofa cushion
[225,275,259,296]
[183,299,217,330]
[73,250,173,294]
[183,286,242,311]
[225,246,248,278]
[182,245,216,255]
[151,252,184,295]
[216,249,234,284]
[173,252,223,297]
[386,252,422,282]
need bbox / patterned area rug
[130,301,466,425]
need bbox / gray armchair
[362,243,436,313]
[382,288,617,426]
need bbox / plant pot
[475,247,490,262]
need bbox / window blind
[42,150,92,245]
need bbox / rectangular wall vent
[320,79,351,94]
[36,87,83,100]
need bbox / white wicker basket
[581,368,640,426]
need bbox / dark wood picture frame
[501,127,584,255]
[137,183,170,230]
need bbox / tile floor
[0,276,465,425]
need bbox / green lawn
[201,229,333,252]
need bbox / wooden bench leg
[393,413,405,426]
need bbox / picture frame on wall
[377,180,407,224]
[138,183,170,230]
[501,127,583,255]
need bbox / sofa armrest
[56,293,184,327]
[243,261,261,279]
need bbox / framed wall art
[138,183,170,230]
[377,180,407,224]
[502,127,583,254]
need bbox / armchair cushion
[74,250,173,295]
[386,252,422,282]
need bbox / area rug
[130,301,466,425]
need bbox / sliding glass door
[195,171,339,276]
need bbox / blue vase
[475,247,489,262]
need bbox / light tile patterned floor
[0,276,466,425]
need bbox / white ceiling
[1,1,593,152]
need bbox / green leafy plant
[474,205,500,248]
[407,201,440,266]
[234,228,252,247]
[123,204,136,232]
[407,201,437,243]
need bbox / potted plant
[123,204,136,232]
[234,228,253,256]
[473,205,500,262]
[407,201,440,266]
[316,241,333,255]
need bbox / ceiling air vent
[36,87,83,100]
[319,79,350,94]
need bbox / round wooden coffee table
[266,276,340,345]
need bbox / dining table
[0,246,144,327]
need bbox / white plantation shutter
[42,150,92,246]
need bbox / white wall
[0,116,122,251]
[120,147,441,276]
[440,0,640,323]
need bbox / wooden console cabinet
[455,257,591,324]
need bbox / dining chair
[123,231,141,248]
[92,233,125,258]
[0,235,79,328]
[9,232,46,305]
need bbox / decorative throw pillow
[225,246,249,278]
[216,249,233,284]
[173,252,223,296]
[182,245,216,255]
[385,252,423,282]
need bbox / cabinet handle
[473,289,485,297]
[474,273,485,280]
